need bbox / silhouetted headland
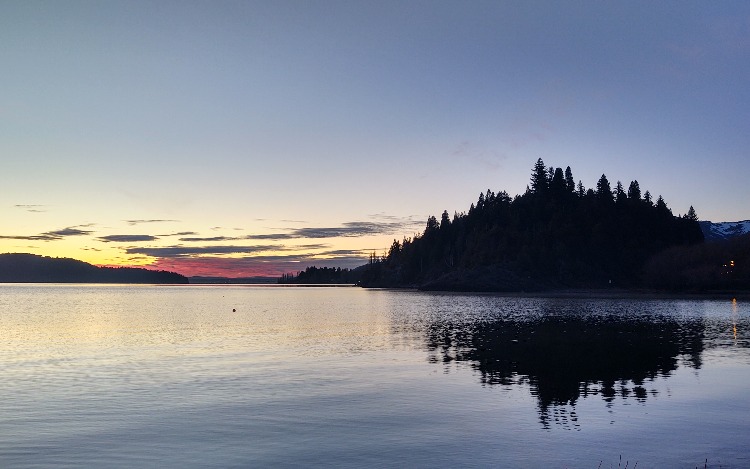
[284,158,748,292]
[0,253,188,284]
[348,159,749,293]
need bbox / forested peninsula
[356,159,749,292]
[0,253,188,284]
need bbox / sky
[2,1,749,277]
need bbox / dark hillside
[643,233,750,291]
[0,253,188,284]
[361,159,704,291]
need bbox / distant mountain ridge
[699,220,750,241]
[0,253,188,284]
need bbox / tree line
[278,266,359,284]
[359,158,707,291]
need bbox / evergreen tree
[389,239,402,257]
[550,167,566,194]
[530,158,548,194]
[576,181,586,198]
[595,174,613,203]
[686,206,698,221]
[564,166,575,192]
[440,210,451,230]
[655,196,670,214]
[615,181,627,204]
[628,180,641,200]
[426,215,439,232]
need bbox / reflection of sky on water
[419,297,748,430]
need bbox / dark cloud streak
[125,219,178,226]
[237,216,422,241]
[14,204,47,213]
[0,235,59,241]
[289,220,417,238]
[243,233,295,240]
[125,245,282,258]
[0,225,94,242]
[179,236,239,242]
[159,231,198,237]
[98,235,159,243]
[43,227,93,237]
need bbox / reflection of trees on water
[425,315,705,429]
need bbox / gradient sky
[2,1,749,277]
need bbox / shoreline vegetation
[285,159,750,294]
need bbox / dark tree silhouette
[595,174,613,203]
[686,205,698,221]
[360,160,706,291]
[530,158,549,194]
[278,265,361,284]
[0,253,188,283]
[628,180,642,201]
[564,166,575,193]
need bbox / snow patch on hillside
[700,220,750,241]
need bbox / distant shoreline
[2,280,746,300]
[362,286,750,300]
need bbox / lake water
[0,284,748,468]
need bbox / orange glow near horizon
[142,255,366,278]
[0,219,394,279]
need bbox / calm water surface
[0,284,748,468]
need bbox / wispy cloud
[125,219,179,226]
[14,204,47,213]
[451,140,505,171]
[288,220,420,239]
[1,225,94,242]
[43,227,94,237]
[243,233,295,240]
[179,236,239,242]
[125,245,281,258]
[159,231,198,237]
[319,249,369,256]
[224,216,423,241]
[0,234,59,241]
[206,226,243,231]
[163,216,422,246]
[294,244,330,250]
[98,235,159,243]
